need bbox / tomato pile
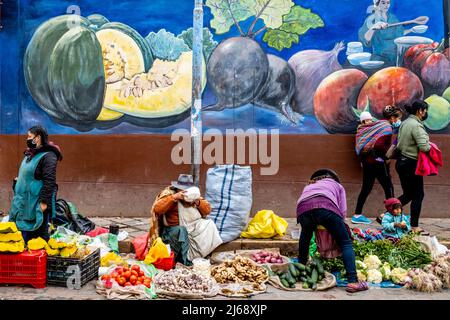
[101,265,152,288]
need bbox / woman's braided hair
[308,175,335,185]
[307,169,341,185]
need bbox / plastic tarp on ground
[53,199,96,234]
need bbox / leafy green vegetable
[146,29,190,61]
[177,27,218,61]
[278,6,324,36]
[316,253,346,276]
[262,29,298,51]
[352,236,432,270]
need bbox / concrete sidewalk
[89,217,450,255]
[0,217,449,300]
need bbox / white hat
[360,111,373,122]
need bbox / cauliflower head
[356,260,368,271]
[391,268,408,284]
[363,255,382,270]
[357,270,367,282]
[379,262,392,281]
[367,269,383,283]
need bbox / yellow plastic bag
[144,237,170,264]
[0,222,18,234]
[0,231,23,242]
[241,210,288,239]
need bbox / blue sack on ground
[205,165,253,243]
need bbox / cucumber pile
[275,257,325,290]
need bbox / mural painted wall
[0,0,449,135]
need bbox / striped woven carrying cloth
[355,120,392,156]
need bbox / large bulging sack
[205,165,253,243]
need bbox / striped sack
[205,165,253,243]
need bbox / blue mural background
[0,0,445,134]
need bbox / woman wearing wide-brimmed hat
[151,174,222,265]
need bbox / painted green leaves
[247,0,294,29]
[207,0,253,35]
[177,27,218,61]
[146,29,190,61]
[264,6,324,51]
[279,6,324,35]
[206,0,324,51]
[263,30,298,51]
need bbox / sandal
[346,282,369,293]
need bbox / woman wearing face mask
[396,100,431,235]
[9,125,63,242]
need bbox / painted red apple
[357,67,424,118]
[404,43,450,95]
[314,69,368,133]
[403,42,438,70]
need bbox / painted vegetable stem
[206,0,324,51]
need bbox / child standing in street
[381,198,411,240]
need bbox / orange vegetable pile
[101,264,152,289]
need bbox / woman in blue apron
[358,0,416,66]
[9,126,63,243]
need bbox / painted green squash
[87,14,110,30]
[48,26,105,122]
[24,15,154,123]
[24,15,92,121]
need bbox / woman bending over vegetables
[296,169,368,293]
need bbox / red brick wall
[1,134,449,218]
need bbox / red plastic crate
[153,251,175,271]
[0,250,47,288]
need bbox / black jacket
[13,145,62,206]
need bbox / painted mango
[24,15,154,123]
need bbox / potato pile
[211,256,269,285]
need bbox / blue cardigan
[381,212,411,239]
